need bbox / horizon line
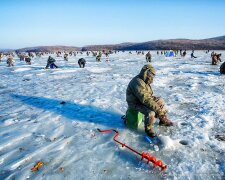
[1,35,224,50]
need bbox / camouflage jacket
[126,64,165,116]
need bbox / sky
[0,0,225,49]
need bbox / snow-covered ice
[0,51,225,179]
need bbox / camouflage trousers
[130,97,167,130]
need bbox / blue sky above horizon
[0,0,225,49]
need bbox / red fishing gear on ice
[97,129,167,171]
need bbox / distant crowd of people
[0,50,224,74]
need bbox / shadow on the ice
[11,94,123,128]
[0,170,12,180]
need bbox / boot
[159,115,173,126]
[145,127,157,138]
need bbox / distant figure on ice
[174,50,178,56]
[78,58,86,68]
[145,51,152,62]
[24,55,31,65]
[211,53,222,65]
[56,52,61,57]
[191,51,197,58]
[7,54,14,67]
[64,53,69,61]
[28,52,34,58]
[182,50,187,57]
[105,52,109,57]
[18,54,25,61]
[0,52,3,62]
[45,56,58,69]
[96,52,102,62]
[220,62,225,74]
[92,51,97,57]
[125,64,173,137]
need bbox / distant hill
[0,49,14,52]
[15,46,81,53]
[82,36,225,51]
[206,35,225,41]
[12,35,225,52]
[81,42,136,51]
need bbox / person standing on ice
[96,51,102,62]
[191,51,197,58]
[0,52,3,62]
[126,64,173,137]
[7,54,14,67]
[64,53,69,61]
[78,58,86,68]
[145,51,151,62]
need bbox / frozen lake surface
[0,51,225,179]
